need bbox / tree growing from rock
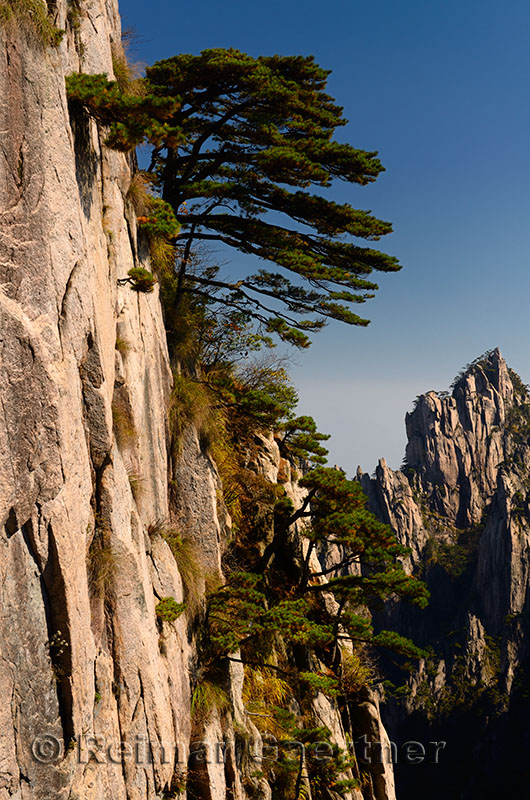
[67,48,401,347]
[206,466,428,681]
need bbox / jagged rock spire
[404,348,515,526]
[360,350,530,787]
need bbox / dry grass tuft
[169,373,224,460]
[127,471,143,503]
[242,665,292,735]
[88,527,117,597]
[148,521,203,612]
[0,0,64,46]
[191,675,230,727]
[148,234,175,275]
[112,394,137,450]
[126,172,151,215]
[340,647,378,697]
[111,41,145,94]
[115,335,131,356]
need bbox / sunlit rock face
[359,349,530,798]
[0,5,184,798]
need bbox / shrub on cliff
[123,267,157,293]
[155,596,186,622]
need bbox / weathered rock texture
[0,5,184,799]
[359,349,530,798]
[0,5,396,800]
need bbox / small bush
[155,596,186,622]
[340,648,376,697]
[126,267,157,293]
[47,630,71,681]
[299,671,340,698]
[0,0,65,47]
[137,196,180,240]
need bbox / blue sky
[120,0,530,474]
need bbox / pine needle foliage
[66,48,400,347]
[124,267,157,293]
[65,72,181,151]
[202,464,428,718]
[155,596,186,622]
[144,49,400,347]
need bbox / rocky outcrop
[0,5,396,800]
[359,349,530,798]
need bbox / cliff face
[0,5,395,800]
[359,349,530,798]
[1,4,182,798]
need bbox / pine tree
[207,465,428,668]
[145,49,400,346]
[67,49,401,347]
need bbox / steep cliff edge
[359,349,530,797]
[1,4,185,798]
[0,5,396,800]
